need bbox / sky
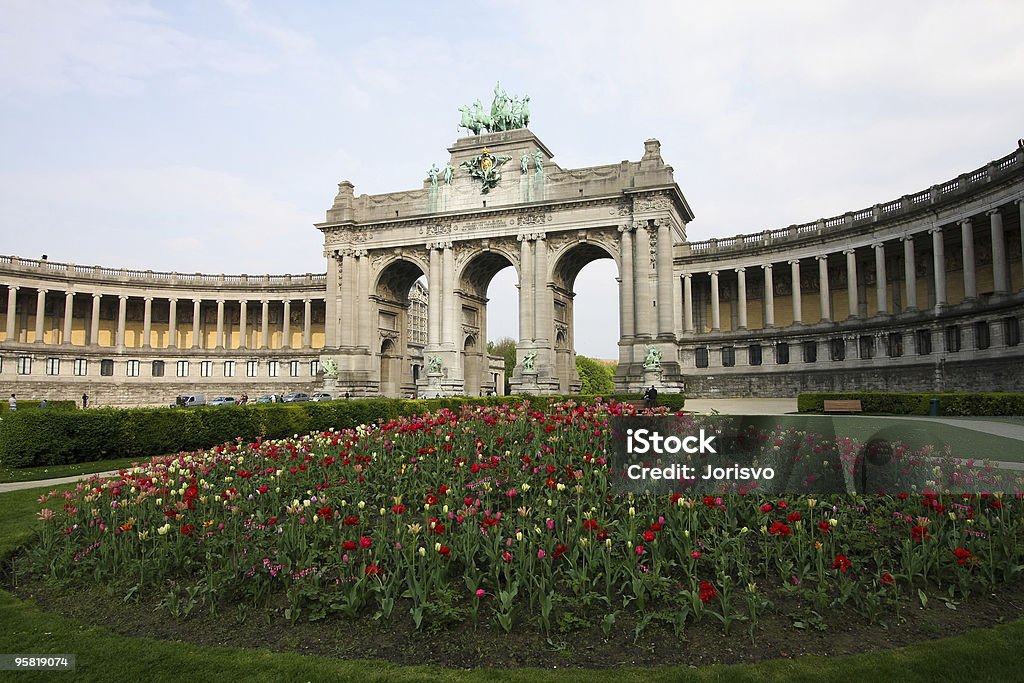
[2,1,1023,359]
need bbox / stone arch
[549,240,620,392]
[373,258,428,398]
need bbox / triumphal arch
[317,85,693,397]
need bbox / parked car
[282,392,310,402]
[310,392,332,402]
[170,393,206,408]
[209,396,237,406]
[255,395,276,403]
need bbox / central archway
[374,257,428,397]
[458,248,517,396]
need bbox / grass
[738,415,1024,464]
[0,456,144,485]
[1,483,1022,682]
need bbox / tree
[575,355,614,395]
[487,337,517,392]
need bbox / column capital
[681,272,692,280]
[144,296,153,302]
[192,297,202,304]
[928,227,942,235]
[37,287,48,295]
[987,207,1002,217]
[787,259,800,265]
[872,242,885,250]
[260,299,269,305]
[762,263,773,270]
[900,234,915,243]
[843,248,855,255]
[118,294,128,301]
[617,223,635,234]
[303,298,311,304]
[168,297,178,303]
[958,217,973,227]
[815,254,829,261]
[92,292,101,299]
[238,299,247,305]
[735,266,746,274]
[216,298,224,304]
[1015,198,1024,206]
[65,290,74,297]
[709,269,719,277]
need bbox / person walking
[82,393,89,409]
[8,394,16,411]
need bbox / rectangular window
[775,342,789,365]
[859,335,874,360]
[829,338,846,361]
[721,346,735,367]
[916,329,932,355]
[176,360,189,377]
[290,360,300,377]
[224,360,235,378]
[1005,317,1020,347]
[126,360,140,377]
[803,341,817,363]
[694,347,709,368]
[268,360,279,377]
[100,359,114,376]
[974,321,990,350]
[74,358,88,376]
[46,357,60,375]
[310,360,320,376]
[748,344,762,366]
[887,332,903,358]
[200,361,213,377]
[246,360,258,377]
[17,356,32,375]
[945,325,962,352]
[152,360,164,377]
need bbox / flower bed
[25,400,1024,642]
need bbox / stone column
[282,299,291,349]
[903,236,917,311]
[260,299,269,349]
[618,226,634,338]
[534,234,550,346]
[116,295,127,348]
[736,267,747,330]
[519,236,535,342]
[845,250,858,318]
[63,291,74,344]
[90,293,101,345]
[168,299,177,349]
[710,270,720,331]
[873,243,888,315]
[5,286,17,341]
[789,260,803,324]
[341,251,355,346]
[634,223,652,337]
[656,219,673,336]
[1019,200,1024,291]
[215,299,225,349]
[192,298,201,349]
[989,208,1008,294]
[143,296,153,348]
[33,288,47,343]
[303,299,312,348]
[817,255,830,322]
[428,245,442,347]
[442,243,456,349]
[682,273,694,332]
[960,219,976,301]
[239,300,247,349]
[763,264,775,328]
[357,251,371,349]
[325,252,339,348]
[931,228,946,309]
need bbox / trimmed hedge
[797,392,1024,416]
[0,393,684,469]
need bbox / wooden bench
[624,399,649,411]
[823,399,863,414]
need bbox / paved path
[0,470,121,494]
[683,398,798,415]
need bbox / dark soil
[8,564,1024,669]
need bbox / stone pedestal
[323,377,338,395]
[642,368,663,389]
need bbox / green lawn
[1,484,1022,682]
[0,456,144,484]
[743,415,1024,464]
